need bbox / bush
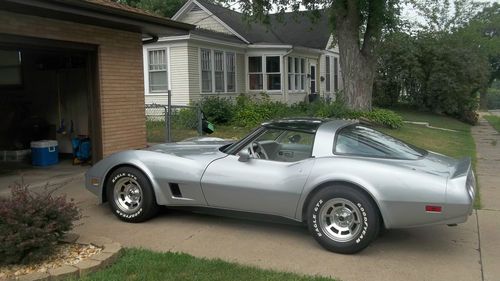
[361,108,404,129]
[198,96,234,125]
[173,108,198,129]
[232,94,298,127]
[0,182,81,265]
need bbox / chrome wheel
[113,177,143,214]
[319,198,362,242]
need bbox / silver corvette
[85,118,475,253]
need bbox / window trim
[147,48,170,94]
[287,56,307,93]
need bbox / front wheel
[106,167,159,223]
[307,185,380,254]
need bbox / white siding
[187,45,201,103]
[169,45,191,105]
[178,9,232,35]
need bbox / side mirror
[238,150,251,162]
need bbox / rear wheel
[307,185,380,254]
[106,167,159,223]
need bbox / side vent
[169,183,182,198]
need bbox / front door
[310,64,317,94]
[200,128,316,219]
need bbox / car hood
[145,138,233,159]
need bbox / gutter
[142,35,159,45]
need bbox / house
[143,0,343,106]
[0,0,193,161]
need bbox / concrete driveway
[2,115,499,281]
[0,165,486,281]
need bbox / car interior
[242,129,314,162]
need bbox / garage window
[0,50,22,87]
[148,49,168,92]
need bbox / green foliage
[173,108,198,129]
[361,108,403,129]
[374,31,489,124]
[199,96,235,125]
[487,87,500,109]
[232,94,296,127]
[115,0,186,18]
[0,182,81,265]
[199,94,403,129]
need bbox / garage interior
[0,36,99,164]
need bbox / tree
[115,0,186,18]
[231,0,401,110]
[460,3,500,109]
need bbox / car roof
[262,118,355,133]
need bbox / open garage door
[0,34,102,164]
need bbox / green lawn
[74,249,334,281]
[484,115,500,132]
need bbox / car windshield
[335,125,426,160]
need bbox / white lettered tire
[307,185,380,254]
[106,167,159,223]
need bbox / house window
[214,50,224,92]
[334,57,339,91]
[201,49,212,93]
[226,52,236,92]
[325,56,331,92]
[266,56,281,90]
[148,49,168,92]
[248,56,263,90]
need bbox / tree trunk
[336,16,376,111]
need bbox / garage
[0,0,193,163]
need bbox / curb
[12,234,122,281]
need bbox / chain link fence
[145,103,203,143]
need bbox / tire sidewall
[308,186,379,254]
[106,167,157,223]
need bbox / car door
[200,129,315,219]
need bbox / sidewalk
[472,116,500,281]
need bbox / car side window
[240,128,314,162]
[334,125,425,160]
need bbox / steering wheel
[248,142,269,160]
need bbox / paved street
[1,117,499,281]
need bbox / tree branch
[362,0,384,58]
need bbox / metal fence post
[197,106,203,136]
[166,90,172,142]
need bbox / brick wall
[0,10,146,157]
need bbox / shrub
[173,108,198,129]
[232,94,297,127]
[198,96,234,125]
[0,182,81,265]
[361,108,404,129]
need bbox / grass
[484,115,500,132]
[74,248,334,281]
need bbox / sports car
[85,118,476,253]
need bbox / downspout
[142,34,159,45]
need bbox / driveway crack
[475,210,485,281]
